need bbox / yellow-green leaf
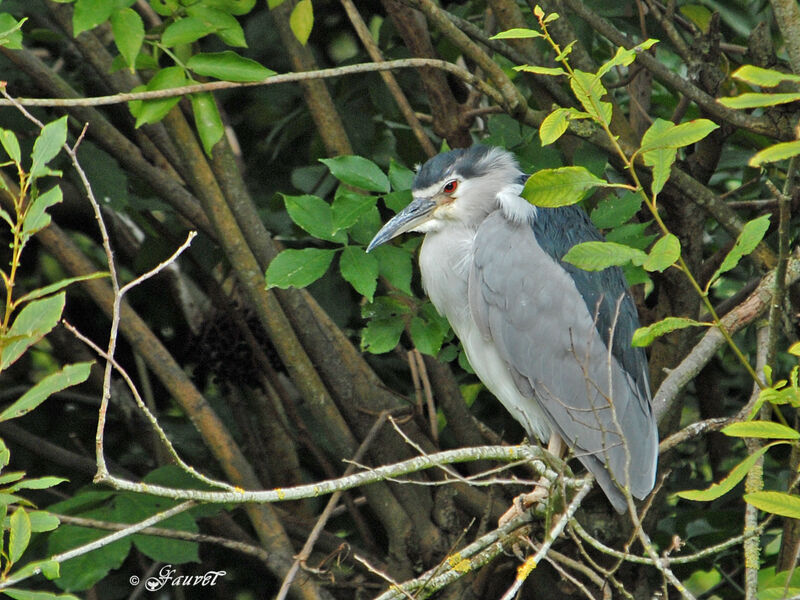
[748,140,800,167]
[290,0,313,45]
[9,507,31,563]
[632,316,708,347]
[0,363,92,422]
[719,92,800,109]
[677,443,780,501]
[513,65,566,76]
[707,214,771,286]
[570,69,611,125]
[744,491,800,518]
[522,166,610,207]
[639,118,719,153]
[490,28,543,39]
[539,108,570,146]
[732,65,800,87]
[643,234,680,272]
[722,421,800,440]
[562,241,647,271]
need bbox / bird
[366,144,658,513]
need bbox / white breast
[419,226,551,441]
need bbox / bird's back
[465,206,657,511]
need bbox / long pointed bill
[366,197,436,252]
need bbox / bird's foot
[499,486,549,527]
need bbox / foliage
[0,0,797,598]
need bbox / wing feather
[469,209,657,509]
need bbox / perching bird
[367,145,658,513]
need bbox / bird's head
[367,145,524,252]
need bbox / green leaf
[643,234,680,272]
[0,128,21,163]
[1,293,65,371]
[320,155,390,193]
[722,421,800,439]
[187,51,275,82]
[0,439,9,469]
[112,494,199,564]
[0,362,93,421]
[331,188,376,233]
[562,241,648,271]
[3,588,79,600]
[0,14,24,50]
[361,318,405,354]
[708,214,771,286]
[748,140,800,167]
[9,507,31,563]
[22,186,62,236]
[373,245,413,296]
[410,311,449,356]
[339,246,378,302]
[522,166,610,207]
[595,40,658,78]
[0,471,25,484]
[48,521,131,591]
[204,0,257,15]
[190,93,224,156]
[283,194,345,242]
[489,28,542,39]
[388,159,414,191]
[638,118,719,153]
[744,491,800,518]
[41,560,61,580]
[128,67,188,127]
[289,0,313,45]
[513,65,567,76]
[677,444,777,501]
[265,248,336,289]
[161,16,216,46]
[632,316,708,347]
[570,69,612,125]
[72,0,115,36]
[30,116,67,180]
[12,476,68,492]
[590,192,642,228]
[679,4,712,32]
[539,108,570,146]
[731,65,800,87]
[111,8,144,69]
[718,92,800,109]
[28,511,60,532]
[14,272,109,306]
[640,119,676,196]
[555,40,577,62]
[186,5,247,47]
[150,0,179,16]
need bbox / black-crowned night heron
[367,145,658,513]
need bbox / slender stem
[537,10,764,389]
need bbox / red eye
[443,180,458,194]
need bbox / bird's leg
[499,432,565,526]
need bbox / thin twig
[499,479,594,600]
[338,0,436,157]
[62,317,236,492]
[275,411,391,600]
[52,513,270,564]
[0,58,506,109]
[0,502,195,589]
